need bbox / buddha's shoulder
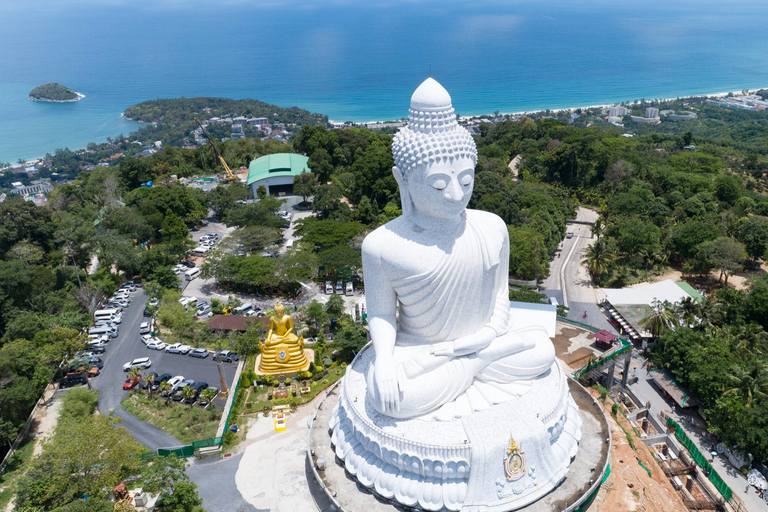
[466,209,508,235]
[362,218,409,258]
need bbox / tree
[738,215,768,265]
[697,236,746,284]
[206,182,249,221]
[293,170,318,204]
[304,300,326,334]
[639,300,677,338]
[312,184,352,221]
[16,414,144,510]
[155,480,203,512]
[161,213,189,242]
[325,294,346,321]
[334,324,368,361]
[199,387,217,407]
[581,238,616,284]
[724,363,768,408]
[257,185,267,199]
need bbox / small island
[28,83,84,102]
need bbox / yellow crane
[195,117,237,182]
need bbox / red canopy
[594,330,618,344]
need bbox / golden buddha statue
[257,301,309,374]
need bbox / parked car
[139,322,151,334]
[123,377,140,390]
[213,350,239,363]
[140,372,158,389]
[197,387,218,406]
[182,260,196,268]
[171,379,196,401]
[191,381,208,399]
[123,357,152,372]
[325,281,333,294]
[59,374,88,389]
[89,344,106,354]
[165,343,192,354]
[148,298,160,307]
[151,373,172,390]
[188,348,209,359]
[106,302,124,311]
[167,376,187,393]
[146,340,167,351]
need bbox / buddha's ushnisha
[362,78,555,419]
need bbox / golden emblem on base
[504,433,526,482]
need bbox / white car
[146,340,167,351]
[167,375,186,392]
[141,335,162,345]
[123,357,152,372]
[139,322,151,334]
[165,343,192,354]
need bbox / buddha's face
[406,156,475,221]
[274,305,284,318]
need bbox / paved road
[542,207,613,332]
[187,451,261,512]
[90,289,184,450]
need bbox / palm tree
[734,324,768,359]
[639,248,656,270]
[180,385,196,404]
[639,300,677,338]
[723,364,768,408]
[696,297,723,328]
[144,373,156,397]
[591,217,605,240]
[581,238,616,284]
[200,388,217,408]
[677,297,699,329]
[158,381,172,404]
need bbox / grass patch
[0,437,37,509]
[245,368,344,412]
[121,393,221,445]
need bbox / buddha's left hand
[431,327,496,356]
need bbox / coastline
[7,85,767,166]
[27,92,85,103]
[350,86,768,126]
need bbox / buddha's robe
[365,209,555,419]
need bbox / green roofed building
[246,153,311,197]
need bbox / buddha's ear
[393,166,414,219]
[392,165,404,186]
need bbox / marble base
[309,371,610,512]
[319,345,590,511]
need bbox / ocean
[2,0,768,164]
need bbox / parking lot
[86,286,239,450]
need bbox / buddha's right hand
[374,356,401,413]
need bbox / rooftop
[246,153,311,186]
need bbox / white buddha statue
[362,77,555,420]
[328,78,582,512]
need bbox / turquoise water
[1,0,768,163]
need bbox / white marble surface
[329,78,583,511]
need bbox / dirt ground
[553,325,602,370]
[586,390,688,512]
[634,263,766,293]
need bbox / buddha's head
[274,301,285,318]
[392,78,478,222]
